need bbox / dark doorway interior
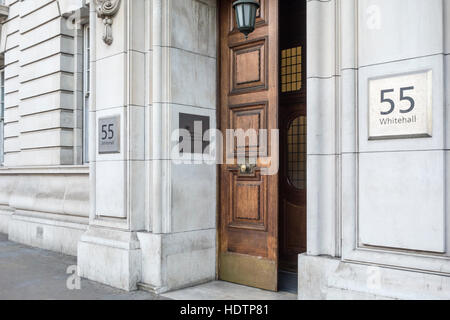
[278,0,307,294]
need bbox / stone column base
[298,254,450,300]
[137,229,216,294]
[77,226,142,291]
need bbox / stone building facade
[0,0,448,299]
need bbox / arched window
[287,115,306,189]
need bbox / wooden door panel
[229,170,267,231]
[231,39,268,93]
[219,0,279,291]
[228,102,267,157]
[283,200,306,252]
[227,229,268,257]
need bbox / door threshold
[161,281,297,301]
[278,270,298,294]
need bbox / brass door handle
[239,163,256,175]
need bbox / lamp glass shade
[233,0,260,38]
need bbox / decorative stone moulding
[95,0,121,45]
[0,3,9,22]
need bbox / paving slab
[0,233,164,300]
[0,233,298,300]
[161,281,298,300]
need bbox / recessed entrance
[218,0,307,293]
[278,0,307,294]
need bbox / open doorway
[278,0,307,294]
[218,0,307,293]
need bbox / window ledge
[0,165,90,175]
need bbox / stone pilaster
[77,0,147,291]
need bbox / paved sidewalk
[0,233,297,300]
[0,233,163,300]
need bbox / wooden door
[279,104,307,272]
[219,0,279,291]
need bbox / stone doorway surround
[77,0,218,293]
[298,0,450,299]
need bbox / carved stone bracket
[95,0,122,45]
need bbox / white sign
[368,71,432,140]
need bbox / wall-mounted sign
[98,116,120,154]
[368,70,432,140]
[179,113,210,154]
